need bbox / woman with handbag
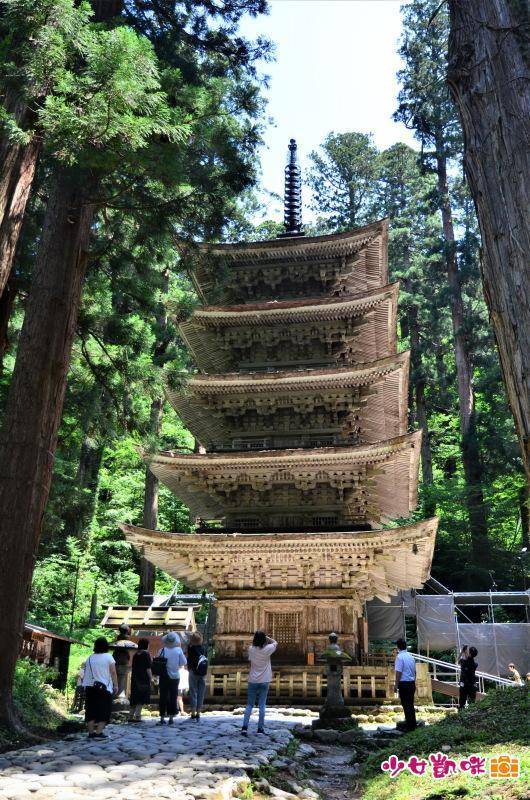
[187,631,208,721]
[128,638,153,723]
[153,632,186,725]
[82,637,118,738]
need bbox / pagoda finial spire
[281,138,304,237]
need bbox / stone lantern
[318,632,353,724]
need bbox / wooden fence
[204,663,432,705]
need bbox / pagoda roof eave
[178,218,388,262]
[152,430,420,465]
[145,431,422,525]
[171,351,410,394]
[120,516,438,599]
[178,284,399,373]
[184,281,399,321]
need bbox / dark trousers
[398,680,417,730]
[459,685,476,710]
[159,676,179,718]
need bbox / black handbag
[151,648,168,678]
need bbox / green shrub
[13,659,58,728]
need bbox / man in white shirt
[394,638,417,731]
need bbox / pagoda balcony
[180,219,388,305]
[178,283,398,374]
[208,434,361,452]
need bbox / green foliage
[360,688,529,800]
[0,0,271,634]
[12,659,59,729]
[40,26,184,166]
[306,127,525,589]
[307,131,380,230]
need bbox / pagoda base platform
[202,663,432,706]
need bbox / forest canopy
[0,0,527,653]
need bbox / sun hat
[163,631,180,648]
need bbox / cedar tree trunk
[0,166,97,729]
[138,268,169,603]
[447,0,530,481]
[138,399,162,604]
[0,135,41,296]
[0,276,16,372]
[435,139,490,565]
[67,436,103,541]
[408,305,435,516]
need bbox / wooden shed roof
[100,604,197,630]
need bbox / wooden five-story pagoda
[123,140,437,673]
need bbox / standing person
[128,638,152,723]
[457,644,469,663]
[71,661,86,713]
[394,638,417,731]
[187,631,208,721]
[241,631,277,735]
[458,646,478,709]
[507,663,524,685]
[82,637,118,738]
[112,624,137,697]
[177,666,189,717]
[157,632,186,725]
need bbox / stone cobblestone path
[0,711,311,800]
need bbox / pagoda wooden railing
[203,664,432,705]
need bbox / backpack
[195,654,208,677]
[151,647,168,678]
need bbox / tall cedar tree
[0,0,108,335]
[0,0,269,729]
[307,132,380,230]
[395,0,491,568]
[139,268,169,603]
[446,0,530,482]
[374,143,440,513]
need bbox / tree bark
[0,276,16,373]
[408,305,435,494]
[519,483,529,551]
[138,398,163,604]
[0,91,33,222]
[447,0,530,481]
[138,268,169,604]
[0,166,97,728]
[434,138,490,566]
[0,135,41,297]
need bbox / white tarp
[416,595,456,651]
[366,597,405,640]
[456,623,530,677]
